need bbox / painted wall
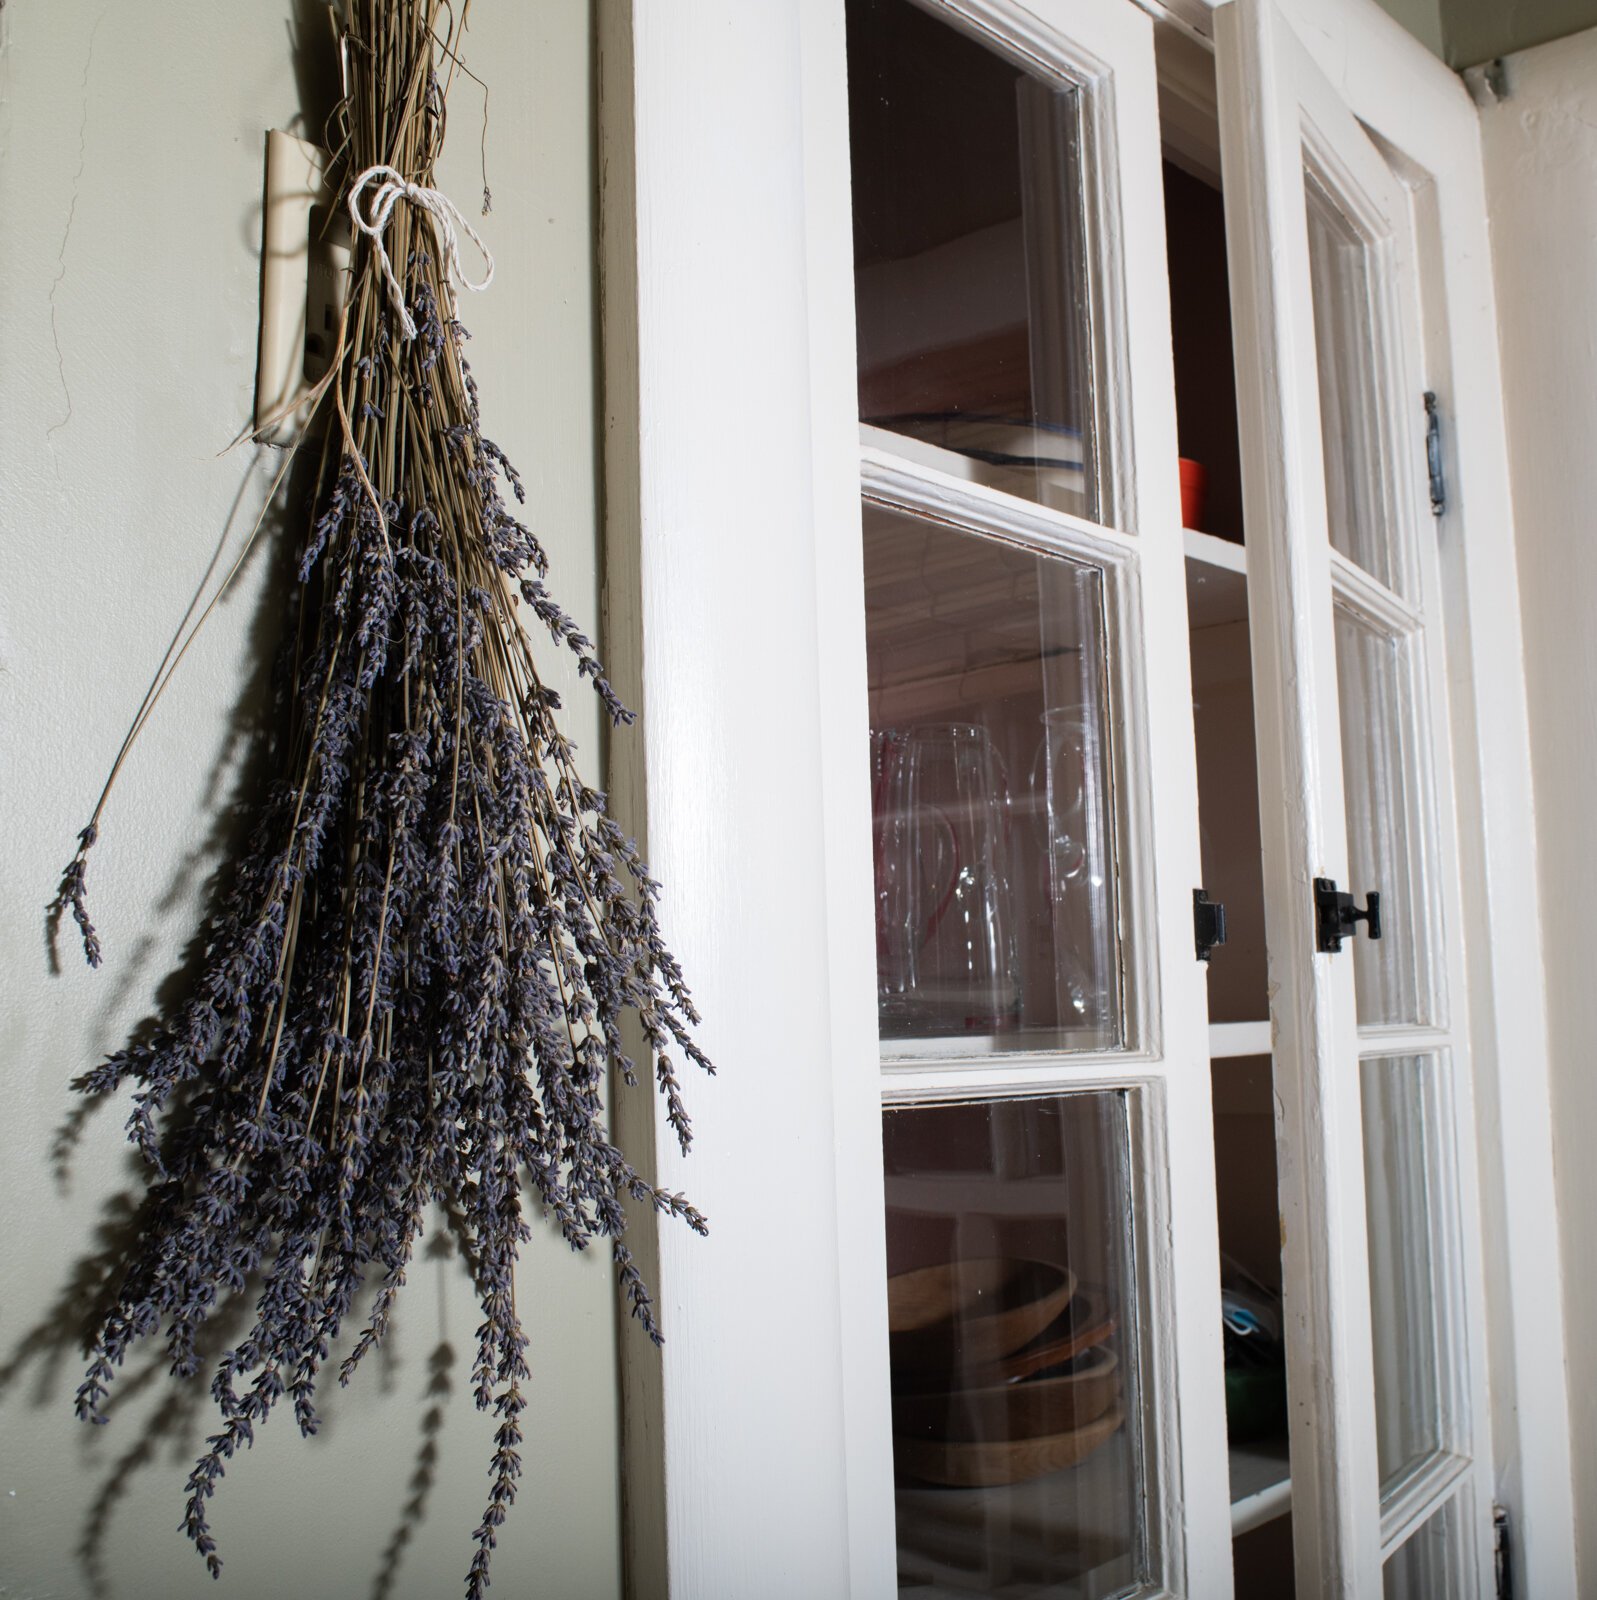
[1369,0,1597,66]
[1479,28,1597,1592]
[0,3,623,1597]
[1446,0,1597,65]
[1372,0,1446,59]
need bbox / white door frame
[598,4,893,1594]
[595,0,1576,1594]
[1217,0,1505,1588]
[1212,0,1385,1583]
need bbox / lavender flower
[55,8,709,1594]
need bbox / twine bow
[347,164,495,340]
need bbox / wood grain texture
[895,1402,1126,1488]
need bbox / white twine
[347,164,495,341]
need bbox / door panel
[849,0,1231,1593]
[1217,2,1492,1594]
[1216,2,1381,1584]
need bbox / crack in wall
[45,7,108,449]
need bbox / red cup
[1179,457,1208,531]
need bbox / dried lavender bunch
[50,4,708,1593]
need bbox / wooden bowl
[894,1403,1125,1488]
[887,1258,1077,1372]
[946,1287,1116,1390]
[892,1346,1119,1444]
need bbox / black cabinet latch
[1194,889,1227,963]
[1315,877,1382,954]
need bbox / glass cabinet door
[603,1,1561,1592]
[1216,2,1495,1593]
[846,1,1231,1592]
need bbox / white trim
[1329,550,1424,638]
[1216,3,1385,1590]
[598,4,883,1591]
[1353,1024,1451,1057]
[802,3,902,1590]
[883,1060,1169,1102]
[861,447,1145,565]
[1379,1451,1472,1558]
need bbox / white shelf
[1183,525,1249,573]
[1209,1020,1272,1059]
[1230,1434,1292,1536]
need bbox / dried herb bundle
[52,3,708,1591]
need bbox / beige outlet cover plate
[256,131,348,443]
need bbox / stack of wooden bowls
[888,1257,1123,1488]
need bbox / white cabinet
[597,1,1575,1594]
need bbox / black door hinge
[1314,877,1382,954]
[1194,889,1227,963]
[1494,1504,1513,1600]
[1425,391,1447,517]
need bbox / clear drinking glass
[1030,707,1117,1046]
[872,724,1023,1038]
[864,499,1123,1051]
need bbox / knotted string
[347,164,495,340]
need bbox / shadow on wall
[0,1177,466,1600]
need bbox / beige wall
[1480,27,1597,1594]
[1372,0,1447,58]
[1447,0,1597,65]
[0,3,622,1596]
[1369,0,1597,66]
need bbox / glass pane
[1362,1054,1459,1498]
[1383,1495,1466,1598]
[1186,559,1269,1022]
[1334,604,1429,1027]
[848,0,1103,521]
[865,500,1120,1051]
[1304,175,1404,593]
[884,1092,1144,1597]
